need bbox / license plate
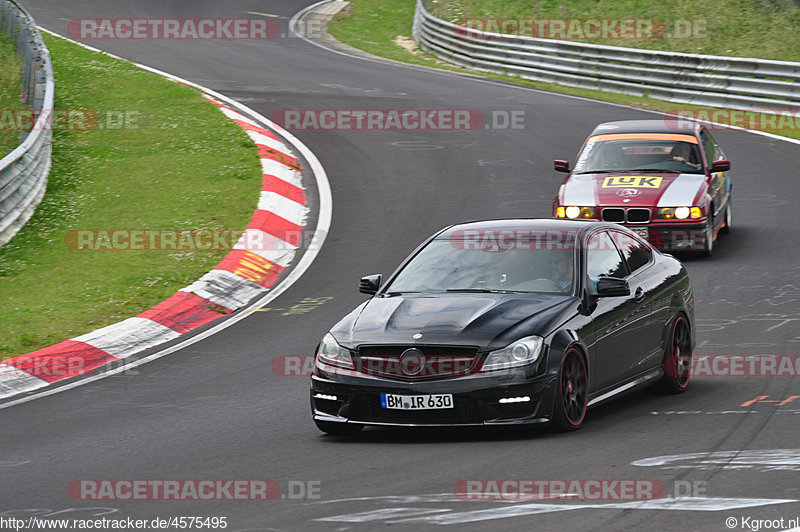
[380,393,454,410]
[631,227,649,240]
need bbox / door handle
[634,287,645,302]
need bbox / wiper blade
[445,288,495,293]
[575,170,617,174]
[628,168,678,173]
[445,288,530,294]
[384,291,421,295]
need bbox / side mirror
[554,160,570,173]
[359,274,382,295]
[595,277,630,297]
[710,160,730,173]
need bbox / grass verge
[0,32,26,155]
[327,0,800,141]
[0,33,261,359]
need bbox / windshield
[386,238,576,294]
[574,136,704,174]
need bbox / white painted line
[632,449,800,471]
[4,29,332,411]
[256,191,308,226]
[607,496,799,511]
[388,497,798,525]
[0,366,49,398]
[316,493,465,505]
[183,270,268,310]
[316,508,450,523]
[389,503,577,524]
[260,159,304,188]
[74,317,180,359]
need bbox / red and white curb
[0,87,314,400]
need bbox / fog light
[313,393,338,401]
[499,396,530,404]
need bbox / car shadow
[317,379,725,444]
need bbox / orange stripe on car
[590,133,699,143]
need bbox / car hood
[331,293,577,350]
[562,172,707,208]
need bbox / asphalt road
[3,1,800,530]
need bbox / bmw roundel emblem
[616,188,641,198]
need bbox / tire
[700,218,714,257]
[649,314,692,394]
[721,197,732,234]
[314,420,364,435]
[551,348,588,432]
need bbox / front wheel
[700,218,714,257]
[551,348,588,432]
[650,314,692,394]
[721,197,732,234]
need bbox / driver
[548,252,574,292]
[669,142,701,170]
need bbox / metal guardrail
[413,0,800,113]
[0,0,53,247]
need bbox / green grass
[0,32,26,155]
[0,33,261,359]
[430,0,800,61]
[327,0,800,141]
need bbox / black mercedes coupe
[310,219,694,434]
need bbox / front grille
[356,345,481,379]
[602,208,625,222]
[347,394,487,424]
[601,207,651,223]
[626,208,651,223]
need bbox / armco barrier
[412,0,800,113]
[0,0,54,247]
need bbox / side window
[700,130,717,167]
[586,231,627,284]
[611,231,653,274]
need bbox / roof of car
[436,218,616,239]
[589,119,700,137]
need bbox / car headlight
[315,333,354,369]
[657,207,702,220]
[481,336,544,372]
[558,206,596,219]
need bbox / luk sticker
[602,176,663,188]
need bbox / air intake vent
[626,208,651,223]
[602,208,625,222]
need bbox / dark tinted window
[387,238,576,294]
[586,231,626,283]
[700,130,717,167]
[611,232,653,274]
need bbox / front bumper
[623,222,708,252]
[311,370,555,427]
